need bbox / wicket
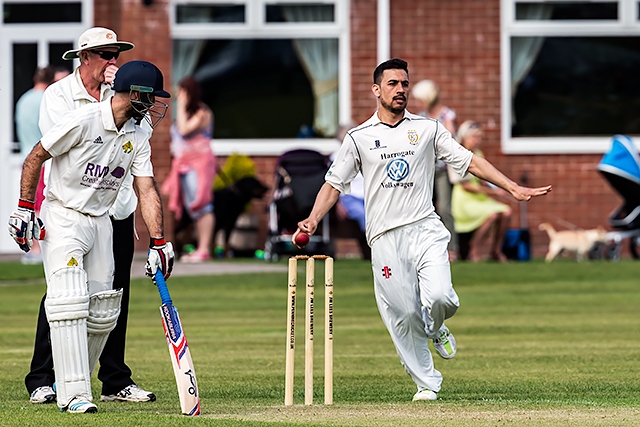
[285,255,334,406]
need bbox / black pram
[264,149,334,261]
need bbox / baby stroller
[264,149,334,261]
[596,135,640,259]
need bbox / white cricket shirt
[39,99,153,217]
[326,110,473,245]
[39,68,139,220]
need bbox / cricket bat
[154,271,201,416]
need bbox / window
[12,42,74,142]
[3,2,82,23]
[0,0,92,253]
[171,0,350,154]
[502,0,640,153]
[176,4,245,23]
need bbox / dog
[213,176,269,257]
[173,176,268,258]
[538,223,608,262]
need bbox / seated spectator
[449,121,512,262]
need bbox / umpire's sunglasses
[92,50,120,61]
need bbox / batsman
[7,60,174,414]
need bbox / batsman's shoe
[100,384,156,402]
[62,397,98,413]
[30,386,56,404]
[433,326,457,359]
[412,389,438,401]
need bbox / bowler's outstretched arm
[467,155,552,201]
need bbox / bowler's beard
[380,96,405,115]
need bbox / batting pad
[44,267,92,407]
[87,289,123,374]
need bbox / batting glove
[145,237,174,282]
[8,199,46,253]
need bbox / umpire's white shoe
[62,397,98,413]
[100,384,156,402]
[412,389,438,401]
[29,386,56,404]
[433,325,457,359]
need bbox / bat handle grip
[154,270,173,306]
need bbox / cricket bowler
[294,58,552,401]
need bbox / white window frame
[0,0,92,253]
[501,0,640,154]
[171,0,349,155]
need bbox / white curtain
[173,40,205,88]
[172,8,209,119]
[511,4,553,124]
[283,6,339,137]
[172,6,210,88]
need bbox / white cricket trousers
[370,214,460,393]
[40,199,114,294]
[39,199,115,407]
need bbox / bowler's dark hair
[373,58,408,84]
[179,76,203,118]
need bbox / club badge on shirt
[122,140,133,154]
[407,130,419,145]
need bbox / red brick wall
[350,0,621,259]
[97,0,622,259]
[96,0,173,250]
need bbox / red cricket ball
[294,232,310,248]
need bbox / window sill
[211,138,341,156]
[501,136,637,155]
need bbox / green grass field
[1,259,639,426]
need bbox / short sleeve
[39,111,84,157]
[130,127,154,178]
[325,133,361,194]
[434,125,473,178]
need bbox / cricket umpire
[294,58,552,402]
[9,60,174,413]
[23,27,157,405]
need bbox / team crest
[407,130,419,145]
[66,256,78,267]
[122,140,133,154]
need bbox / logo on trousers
[381,266,392,279]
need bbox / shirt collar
[70,67,114,103]
[100,98,136,135]
[368,109,416,127]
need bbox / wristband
[150,237,166,247]
[18,199,35,210]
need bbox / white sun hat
[62,27,135,60]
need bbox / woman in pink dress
[162,77,216,262]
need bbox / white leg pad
[87,289,123,374]
[44,267,91,408]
